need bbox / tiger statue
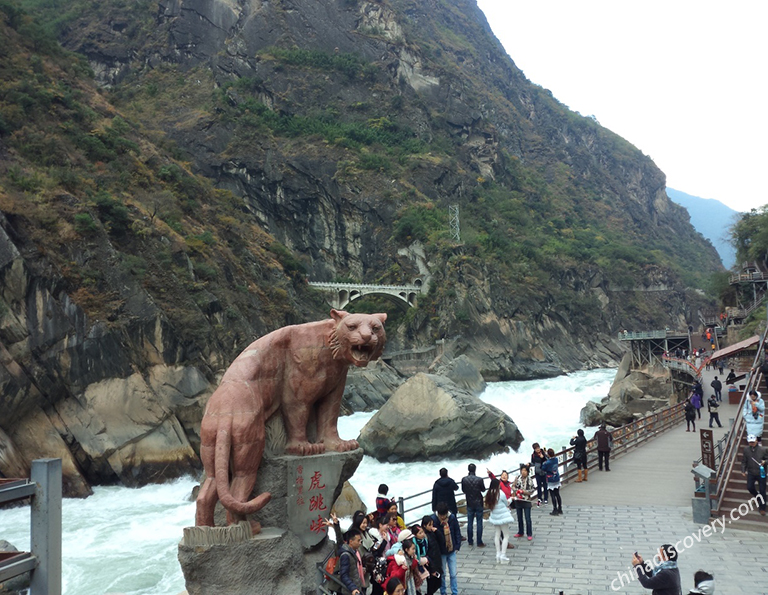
[195,309,386,528]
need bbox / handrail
[308,281,423,292]
[617,330,669,340]
[728,271,768,284]
[662,356,703,377]
[711,327,768,515]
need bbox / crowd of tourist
[324,409,742,595]
[325,429,617,595]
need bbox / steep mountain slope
[0,0,724,490]
[8,0,725,372]
[667,188,738,269]
[0,5,321,493]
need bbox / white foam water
[0,368,614,594]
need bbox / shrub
[73,212,98,234]
[93,191,130,235]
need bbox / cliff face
[1,0,721,491]
[53,0,717,368]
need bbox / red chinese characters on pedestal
[306,470,327,532]
[309,514,326,534]
[309,471,326,491]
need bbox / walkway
[454,504,766,594]
[450,367,759,594]
[566,367,738,507]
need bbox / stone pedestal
[179,526,332,595]
[179,448,363,595]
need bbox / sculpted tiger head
[329,309,387,367]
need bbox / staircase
[710,336,768,532]
[716,423,768,532]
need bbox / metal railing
[308,281,423,293]
[710,327,767,516]
[728,271,768,284]
[0,459,62,595]
[662,356,702,377]
[618,330,668,340]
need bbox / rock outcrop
[341,360,403,414]
[580,354,674,426]
[432,354,486,395]
[358,373,523,462]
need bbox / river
[0,367,615,595]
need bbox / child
[410,524,430,593]
[377,484,395,516]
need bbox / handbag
[325,554,339,576]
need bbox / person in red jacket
[486,468,512,498]
[385,539,419,592]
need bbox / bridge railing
[0,459,62,595]
[618,330,668,340]
[308,281,423,292]
[728,271,768,284]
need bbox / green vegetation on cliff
[3,0,722,364]
[0,4,319,357]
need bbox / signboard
[700,429,715,470]
[286,453,346,548]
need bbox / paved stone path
[447,367,764,594]
[453,504,767,594]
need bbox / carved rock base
[180,448,363,594]
[178,527,330,595]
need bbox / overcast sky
[475,0,768,213]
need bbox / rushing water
[0,368,614,595]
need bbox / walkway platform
[454,504,765,594]
[450,367,761,594]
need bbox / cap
[397,529,413,542]
[747,434,757,442]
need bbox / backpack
[372,556,387,585]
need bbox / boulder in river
[432,354,487,395]
[357,373,523,462]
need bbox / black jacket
[531,452,548,476]
[594,429,612,452]
[741,444,767,475]
[635,562,682,595]
[460,472,486,509]
[432,476,459,514]
[424,529,444,575]
[570,435,587,460]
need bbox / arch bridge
[308,281,423,310]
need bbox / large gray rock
[433,354,486,395]
[212,449,364,541]
[357,373,522,462]
[331,480,366,518]
[600,400,634,426]
[580,401,603,426]
[342,360,403,414]
[581,353,675,426]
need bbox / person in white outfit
[484,478,515,563]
